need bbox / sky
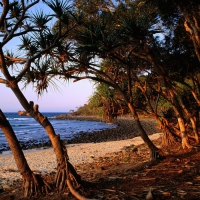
[0,79,95,112]
[0,1,95,113]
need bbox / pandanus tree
[0,109,52,196]
[0,0,86,198]
[144,0,200,143]
[88,81,125,122]
[66,4,163,156]
[121,1,199,150]
[125,11,200,149]
[146,0,200,62]
[66,0,200,152]
[17,0,199,157]
[90,0,200,150]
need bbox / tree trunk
[141,45,194,150]
[127,103,159,152]
[190,117,199,144]
[137,81,178,149]
[9,82,81,192]
[0,109,51,197]
[177,117,192,149]
[183,14,200,62]
[119,64,160,158]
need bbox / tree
[68,0,200,151]
[0,109,52,196]
[12,0,198,155]
[69,6,162,156]
[88,82,125,122]
[0,0,84,198]
[146,0,200,61]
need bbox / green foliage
[1,0,200,124]
[43,0,71,19]
[30,10,53,28]
[87,83,116,116]
[75,104,96,115]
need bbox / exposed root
[54,145,96,200]
[67,178,97,200]
[55,157,81,191]
[182,137,193,149]
[55,167,67,191]
[161,127,180,150]
[23,173,52,197]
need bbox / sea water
[0,112,115,151]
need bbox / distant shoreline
[53,114,104,121]
[65,117,160,144]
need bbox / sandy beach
[0,133,162,188]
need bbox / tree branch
[2,0,40,45]
[4,56,26,64]
[0,78,8,84]
[0,0,9,28]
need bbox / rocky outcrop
[65,118,161,144]
[54,114,103,121]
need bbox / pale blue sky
[0,1,95,113]
[0,79,95,112]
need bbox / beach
[0,133,162,189]
[0,117,162,197]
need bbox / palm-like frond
[32,31,48,50]
[33,29,60,50]
[43,0,71,19]
[21,57,61,95]
[120,4,162,41]
[30,10,52,28]
[4,49,18,58]
[74,13,122,62]
[74,14,113,55]
[70,11,85,25]
[18,35,32,50]
[9,3,23,18]
[18,35,39,56]
[121,14,145,40]
[4,50,20,69]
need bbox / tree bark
[0,109,31,176]
[8,81,81,191]
[177,117,192,149]
[127,103,158,151]
[183,14,200,62]
[0,109,51,197]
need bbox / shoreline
[53,114,104,121]
[0,132,162,189]
[0,116,160,153]
[0,117,161,182]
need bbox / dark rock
[67,118,160,145]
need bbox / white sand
[0,133,162,186]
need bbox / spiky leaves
[30,10,52,29]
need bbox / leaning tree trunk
[183,11,200,62]
[9,83,83,197]
[127,103,163,160]
[30,104,81,190]
[177,117,192,149]
[0,109,51,197]
[122,65,162,160]
[138,82,178,149]
[190,117,199,144]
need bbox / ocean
[0,112,115,152]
